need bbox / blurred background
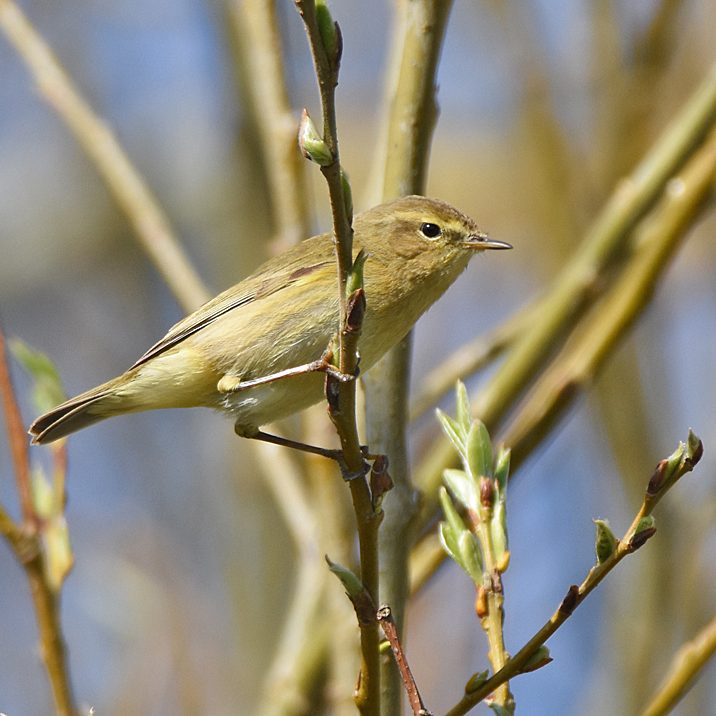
[1,1,715,714]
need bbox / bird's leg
[235,424,369,480]
[217,348,357,395]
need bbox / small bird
[29,196,511,445]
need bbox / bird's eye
[420,222,442,239]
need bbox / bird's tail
[29,380,120,444]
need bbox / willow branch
[410,122,716,593]
[0,327,78,716]
[0,0,209,312]
[502,126,716,464]
[228,0,311,249]
[294,3,380,713]
[641,614,716,716]
[361,2,454,712]
[414,61,716,521]
[445,433,703,716]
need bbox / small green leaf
[467,420,493,479]
[664,442,686,482]
[519,645,552,673]
[489,704,512,716]
[437,409,467,459]
[686,429,704,466]
[315,0,339,62]
[493,447,511,492]
[10,338,66,414]
[634,515,656,535]
[439,521,461,565]
[340,167,353,223]
[458,530,483,583]
[443,468,478,513]
[490,500,509,567]
[593,518,618,564]
[325,556,364,599]
[347,249,367,295]
[44,517,74,592]
[464,669,489,694]
[455,380,472,435]
[439,486,468,539]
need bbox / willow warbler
[29,196,511,444]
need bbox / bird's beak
[463,232,513,250]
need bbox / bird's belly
[222,371,326,429]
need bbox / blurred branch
[0,327,77,716]
[410,122,716,592]
[641,614,716,716]
[445,432,704,716]
[363,2,454,712]
[0,325,34,525]
[409,304,533,421]
[228,0,311,250]
[0,0,209,313]
[414,60,716,522]
[502,126,716,463]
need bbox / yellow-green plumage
[29,196,511,444]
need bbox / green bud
[519,645,552,673]
[593,518,618,564]
[10,338,66,414]
[489,704,512,716]
[630,515,657,550]
[687,429,704,466]
[315,0,340,64]
[340,167,353,223]
[325,556,364,599]
[347,249,367,295]
[467,420,493,479]
[298,109,333,166]
[44,517,73,592]
[464,669,489,693]
[664,442,686,482]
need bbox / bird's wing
[131,257,333,369]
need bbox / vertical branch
[364,0,454,712]
[228,0,311,249]
[0,328,78,716]
[294,3,381,713]
[0,326,34,525]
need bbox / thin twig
[294,3,381,713]
[445,433,703,716]
[0,326,78,716]
[0,0,209,313]
[0,325,34,525]
[376,605,431,716]
[641,614,716,716]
